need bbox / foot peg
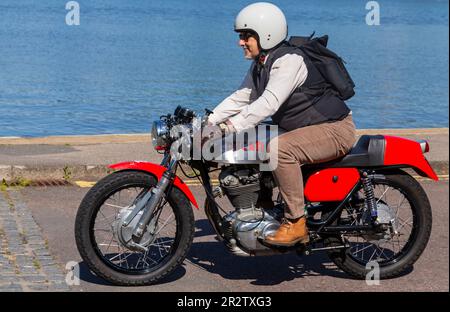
[296,243,311,256]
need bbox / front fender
[108,161,199,209]
[384,136,439,181]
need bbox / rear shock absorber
[361,171,378,220]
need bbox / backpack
[288,33,355,100]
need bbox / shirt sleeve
[228,53,308,132]
[207,67,254,125]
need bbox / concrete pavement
[0,128,448,292]
[1,180,448,292]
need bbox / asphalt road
[12,180,449,292]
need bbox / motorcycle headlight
[151,120,169,150]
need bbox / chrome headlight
[151,120,169,150]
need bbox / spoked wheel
[325,170,432,279]
[75,171,195,286]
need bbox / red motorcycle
[75,106,437,285]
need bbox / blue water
[0,0,448,137]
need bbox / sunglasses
[238,32,253,41]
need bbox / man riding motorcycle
[207,2,356,246]
[75,2,436,286]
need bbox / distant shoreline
[0,128,448,145]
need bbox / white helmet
[234,2,288,50]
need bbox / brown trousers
[268,115,356,219]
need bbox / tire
[75,170,195,286]
[325,170,432,279]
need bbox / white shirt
[208,53,308,132]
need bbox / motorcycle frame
[189,159,377,241]
[109,156,431,243]
[108,133,439,250]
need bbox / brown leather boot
[264,216,309,246]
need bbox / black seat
[304,135,386,169]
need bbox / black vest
[250,42,350,131]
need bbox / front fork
[131,154,177,240]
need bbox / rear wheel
[75,171,195,286]
[324,170,432,279]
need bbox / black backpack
[288,34,355,100]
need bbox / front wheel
[325,170,432,279]
[75,171,195,286]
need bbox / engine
[218,166,283,256]
[219,166,261,210]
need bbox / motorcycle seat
[305,135,386,168]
